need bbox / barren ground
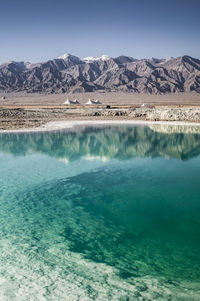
[1,92,200,107]
[0,92,200,131]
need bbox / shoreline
[1,101,200,133]
[1,119,200,134]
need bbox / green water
[0,125,200,300]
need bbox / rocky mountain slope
[0,53,200,94]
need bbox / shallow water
[0,125,200,300]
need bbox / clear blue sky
[0,0,199,63]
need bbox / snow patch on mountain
[58,53,72,59]
[82,55,111,63]
[58,53,82,62]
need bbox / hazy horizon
[1,0,199,63]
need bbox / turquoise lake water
[0,124,200,300]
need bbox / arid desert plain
[1,92,200,131]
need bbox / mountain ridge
[0,54,200,94]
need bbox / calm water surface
[0,124,200,300]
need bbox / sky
[0,0,199,63]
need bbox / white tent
[63,99,73,104]
[85,99,101,105]
[94,99,101,104]
[63,99,80,105]
[85,99,93,105]
[70,99,80,104]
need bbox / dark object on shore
[106,105,111,109]
[92,111,101,116]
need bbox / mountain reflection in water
[1,124,200,160]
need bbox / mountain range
[0,53,200,94]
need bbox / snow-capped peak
[58,53,71,59]
[82,55,111,63]
[58,53,82,62]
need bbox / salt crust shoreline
[1,119,200,134]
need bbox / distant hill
[0,53,200,94]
